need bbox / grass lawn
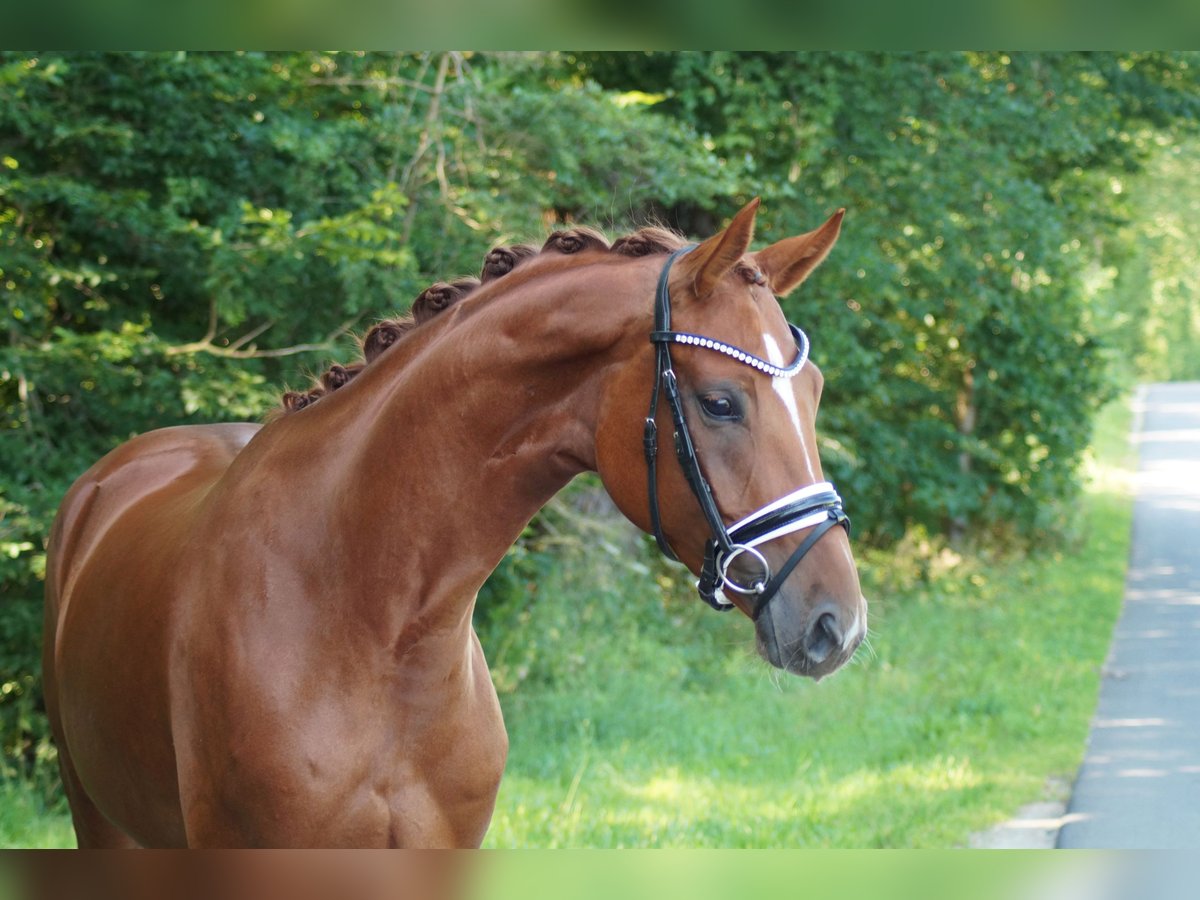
[0,779,76,849]
[0,400,1134,848]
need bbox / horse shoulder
[47,423,261,616]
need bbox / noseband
[643,246,850,619]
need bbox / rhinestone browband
[648,323,810,379]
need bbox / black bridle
[643,246,850,619]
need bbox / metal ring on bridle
[719,544,771,596]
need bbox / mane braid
[481,244,538,283]
[611,227,688,257]
[412,278,480,324]
[363,316,419,363]
[542,226,610,255]
[321,363,364,391]
[274,222,688,416]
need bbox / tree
[574,51,1200,539]
[1097,136,1200,383]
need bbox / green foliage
[1097,137,1200,383]
[474,478,711,701]
[575,51,1198,541]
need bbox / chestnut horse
[42,199,866,848]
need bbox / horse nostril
[804,610,843,665]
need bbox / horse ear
[753,208,845,297]
[677,198,760,299]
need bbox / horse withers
[42,199,866,847]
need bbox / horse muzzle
[754,592,867,680]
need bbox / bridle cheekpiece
[643,246,850,619]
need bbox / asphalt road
[1057,382,1200,848]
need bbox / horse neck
[253,256,653,634]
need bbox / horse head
[596,199,866,680]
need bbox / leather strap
[643,246,695,562]
[752,513,848,620]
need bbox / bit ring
[720,544,771,596]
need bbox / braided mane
[278,224,687,414]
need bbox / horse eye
[699,394,740,421]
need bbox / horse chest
[171,625,507,847]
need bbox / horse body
[43,201,867,847]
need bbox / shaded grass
[0,779,74,848]
[0,401,1133,848]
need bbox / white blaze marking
[846,606,867,650]
[761,332,817,482]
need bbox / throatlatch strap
[644,246,696,562]
[643,346,679,561]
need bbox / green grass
[0,779,75,848]
[0,400,1134,848]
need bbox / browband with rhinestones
[648,322,810,379]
